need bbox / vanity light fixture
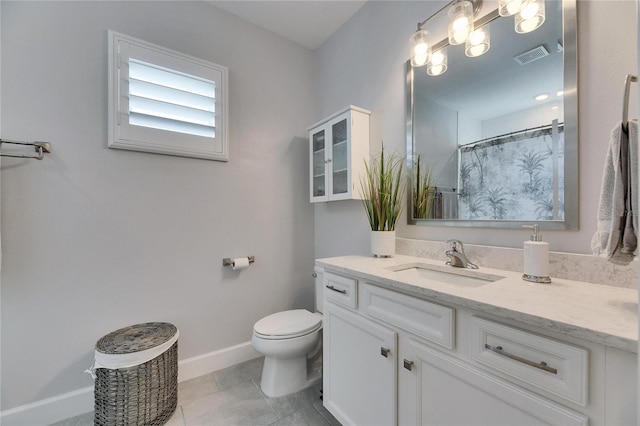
[427,48,448,76]
[448,1,475,45]
[557,90,564,97]
[410,0,546,77]
[465,26,490,57]
[515,0,545,33]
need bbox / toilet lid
[254,309,321,338]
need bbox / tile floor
[51,357,340,426]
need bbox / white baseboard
[177,340,261,382]
[0,386,94,426]
[1,341,260,426]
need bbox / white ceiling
[207,1,367,50]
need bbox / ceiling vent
[514,45,550,65]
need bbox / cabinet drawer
[324,272,357,309]
[360,282,454,349]
[471,317,588,406]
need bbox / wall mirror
[406,0,577,230]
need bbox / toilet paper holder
[222,256,256,267]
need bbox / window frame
[108,30,229,161]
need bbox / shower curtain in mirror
[458,121,564,221]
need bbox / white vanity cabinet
[322,272,396,425]
[399,336,588,426]
[308,106,370,203]
[320,269,637,426]
[398,327,588,426]
[323,303,397,426]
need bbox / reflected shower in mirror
[407,0,577,230]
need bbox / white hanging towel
[591,120,638,262]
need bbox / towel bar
[622,74,637,131]
[0,138,52,160]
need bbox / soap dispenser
[522,225,551,283]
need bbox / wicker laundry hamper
[93,322,178,426]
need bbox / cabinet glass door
[312,129,326,198]
[332,118,348,195]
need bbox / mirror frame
[406,0,578,230]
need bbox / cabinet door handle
[403,359,414,371]
[380,347,390,358]
[326,285,347,294]
[485,344,558,375]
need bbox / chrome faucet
[445,239,478,269]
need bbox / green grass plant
[359,144,405,231]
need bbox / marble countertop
[316,255,639,353]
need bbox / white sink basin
[387,263,505,287]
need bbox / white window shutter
[108,31,228,161]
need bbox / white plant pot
[371,230,396,258]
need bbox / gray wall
[2,0,638,414]
[313,0,638,258]
[1,1,315,411]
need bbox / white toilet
[252,267,324,398]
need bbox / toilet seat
[253,309,322,340]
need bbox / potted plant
[359,144,405,257]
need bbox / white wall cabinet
[308,106,370,203]
[321,271,637,426]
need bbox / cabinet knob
[312,272,317,278]
[380,347,390,358]
[403,359,414,371]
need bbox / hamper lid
[96,322,178,355]
[254,309,321,338]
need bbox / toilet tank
[314,266,324,314]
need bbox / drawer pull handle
[380,347,390,358]
[485,344,558,375]
[326,285,347,294]
[403,359,414,371]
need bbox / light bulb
[515,0,545,33]
[427,48,448,76]
[453,16,470,32]
[410,29,431,67]
[520,2,539,19]
[498,0,522,16]
[448,1,474,45]
[465,27,490,57]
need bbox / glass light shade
[410,29,431,67]
[427,49,448,76]
[465,27,490,57]
[515,0,545,33]
[498,0,522,16]
[448,1,474,45]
